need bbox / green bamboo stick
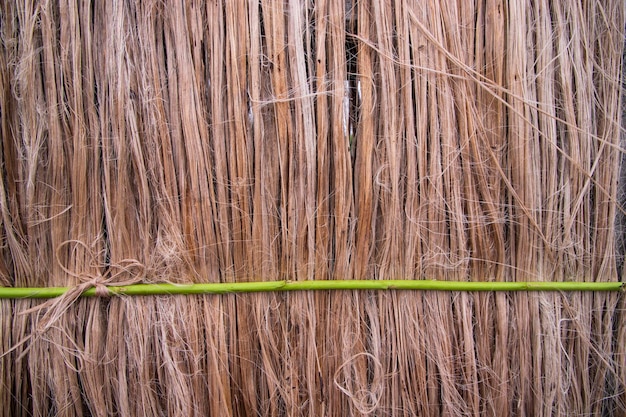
[0,280,622,299]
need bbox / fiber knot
[19,240,146,344]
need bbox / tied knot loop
[21,240,146,340]
[68,258,146,298]
[90,275,111,297]
[55,240,146,297]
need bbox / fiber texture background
[0,0,625,415]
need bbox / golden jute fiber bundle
[0,0,625,415]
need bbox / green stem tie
[0,280,623,299]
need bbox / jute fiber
[0,0,625,415]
